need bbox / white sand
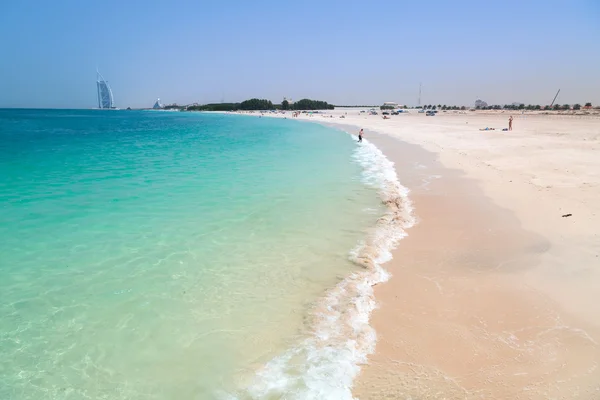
[291,109,600,326]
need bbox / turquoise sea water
[0,110,398,399]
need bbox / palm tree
[573,104,581,110]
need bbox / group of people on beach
[357,116,512,145]
[480,116,515,132]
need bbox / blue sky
[1,0,599,108]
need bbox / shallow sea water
[0,110,395,399]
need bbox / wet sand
[352,133,600,399]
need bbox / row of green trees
[185,99,274,111]
[240,99,274,110]
[284,99,335,110]
[419,102,593,111]
[185,101,594,112]
[420,105,467,110]
[474,103,590,111]
[186,103,241,111]
[186,98,334,111]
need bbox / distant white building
[96,70,114,109]
[153,98,163,109]
[382,101,399,108]
[283,97,294,105]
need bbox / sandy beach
[255,109,600,398]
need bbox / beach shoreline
[234,109,600,398]
[352,131,600,399]
[237,118,417,399]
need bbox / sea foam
[233,133,415,399]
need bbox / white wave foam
[231,134,415,400]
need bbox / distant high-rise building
[96,70,114,109]
[153,98,163,109]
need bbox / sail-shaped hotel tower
[96,70,114,109]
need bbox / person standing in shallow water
[509,116,513,131]
[358,129,364,143]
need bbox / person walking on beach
[509,116,513,131]
[358,129,364,143]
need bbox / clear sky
[1,0,599,108]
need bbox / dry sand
[241,109,600,398]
